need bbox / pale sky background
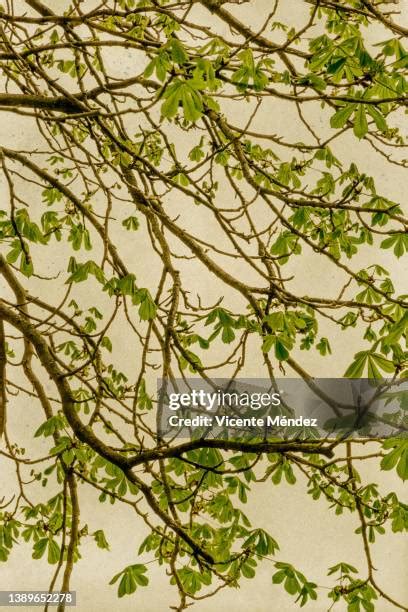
[0,1,407,610]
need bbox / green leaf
[330,104,355,129]
[34,415,66,438]
[328,562,358,576]
[381,439,408,481]
[316,337,331,356]
[47,539,61,564]
[118,274,136,296]
[344,351,368,378]
[161,87,181,119]
[353,105,368,139]
[270,231,301,265]
[327,56,347,75]
[243,529,279,556]
[348,600,361,612]
[20,252,33,278]
[275,339,289,361]
[170,39,187,64]
[272,569,286,584]
[368,353,394,375]
[122,216,139,231]
[94,530,110,550]
[144,52,170,82]
[366,106,387,132]
[161,80,203,122]
[133,289,157,320]
[6,240,22,264]
[110,564,148,597]
[285,575,300,595]
[241,557,257,579]
[189,144,205,162]
[66,260,105,284]
[50,436,71,456]
[176,567,206,593]
[262,335,275,353]
[32,538,48,560]
[344,350,394,378]
[383,312,408,346]
[68,224,91,251]
[101,336,113,352]
[381,233,408,258]
[272,465,283,485]
[221,326,235,344]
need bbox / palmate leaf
[173,567,212,594]
[344,350,394,378]
[383,311,408,346]
[118,273,136,296]
[122,215,139,231]
[170,39,188,65]
[144,51,171,82]
[240,556,257,579]
[381,439,408,481]
[242,528,279,556]
[180,86,203,122]
[316,337,332,356]
[68,223,92,251]
[366,105,388,132]
[6,240,34,277]
[272,562,316,607]
[34,414,66,438]
[270,230,301,265]
[330,103,382,138]
[381,233,408,258]
[262,334,291,361]
[161,79,204,122]
[32,538,48,560]
[66,260,105,284]
[94,529,110,550]
[109,564,149,597]
[328,562,358,576]
[32,538,61,564]
[132,288,157,320]
[330,104,356,129]
[6,239,22,264]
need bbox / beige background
[1,1,407,610]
